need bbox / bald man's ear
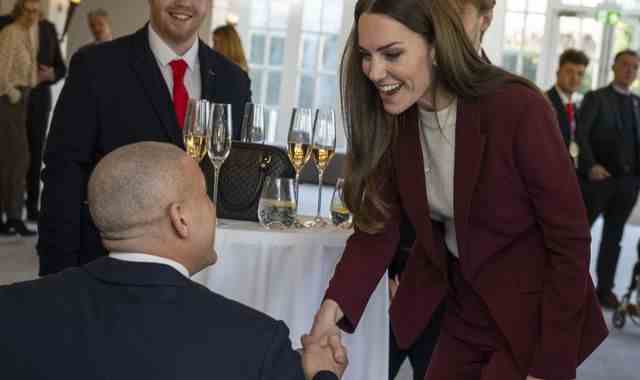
[169,202,190,239]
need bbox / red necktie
[169,59,189,129]
[565,102,575,135]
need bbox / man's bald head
[88,142,197,240]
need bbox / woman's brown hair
[341,0,537,232]
[213,24,249,72]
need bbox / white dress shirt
[148,24,201,100]
[419,100,459,257]
[109,252,190,278]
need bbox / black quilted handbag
[211,142,295,221]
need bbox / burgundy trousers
[424,257,525,380]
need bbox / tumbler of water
[258,177,297,229]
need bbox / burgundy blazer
[325,83,608,380]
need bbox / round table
[193,219,389,380]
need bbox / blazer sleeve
[259,321,307,380]
[513,91,592,380]
[37,48,98,274]
[324,175,402,333]
[576,90,601,176]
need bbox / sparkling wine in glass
[183,99,211,162]
[208,103,233,210]
[306,109,336,227]
[287,108,314,221]
[241,103,266,143]
[331,178,352,228]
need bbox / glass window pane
[322,0,343,34]
[298,75,315,108]
[507,0,526,12]
[504,12,525,51]
[528,0,547,13]
[524,14,545,56]
[558,16,580,54]
[322,34,340,72]
[266,71,282,107]
[301,34,319,70]
[250,34,266,65]
[582,0,601,7]
[250,0,268,27]
[269,36,286,66]
[522,53,539,82]
[270,0,289,29]
[249,69,264,104]
[302,0,323,32]
[316,74,338,109]
[264,108,279,143]
[581,18,603,59]
[502,50,519,73]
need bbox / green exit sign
[597,9,621,25]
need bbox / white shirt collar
[109,252,191,278]
[148,23,199,70]
[554,85,573,105]
[612,83,632,96]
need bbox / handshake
[298,331,348,380]
[299,299,349,380]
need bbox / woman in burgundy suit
[304,0,608,379]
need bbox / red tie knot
[169,59,188,80]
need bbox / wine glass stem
[316,171,324,220]
[294,171,301,213]
[213,165,221,206]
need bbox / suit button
[624,165,631,173]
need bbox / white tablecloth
[193,219,389,380]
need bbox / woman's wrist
[323,299,344,322]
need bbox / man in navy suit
[38,0,251,275]
[546,49,589,161]
[0,142,346,380]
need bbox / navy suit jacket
[38,26,251,275]
[0,258,336,380]
[576,84,640,178]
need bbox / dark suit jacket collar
[128,25,218,148]
[84,257,193,287]
[547,87,570,125]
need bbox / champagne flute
[331,178,352,229]
[208,103,233,211]
[306,109,336,228]
[287,108,314,223]
[183,99,211,162]
[241,103,266,144]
